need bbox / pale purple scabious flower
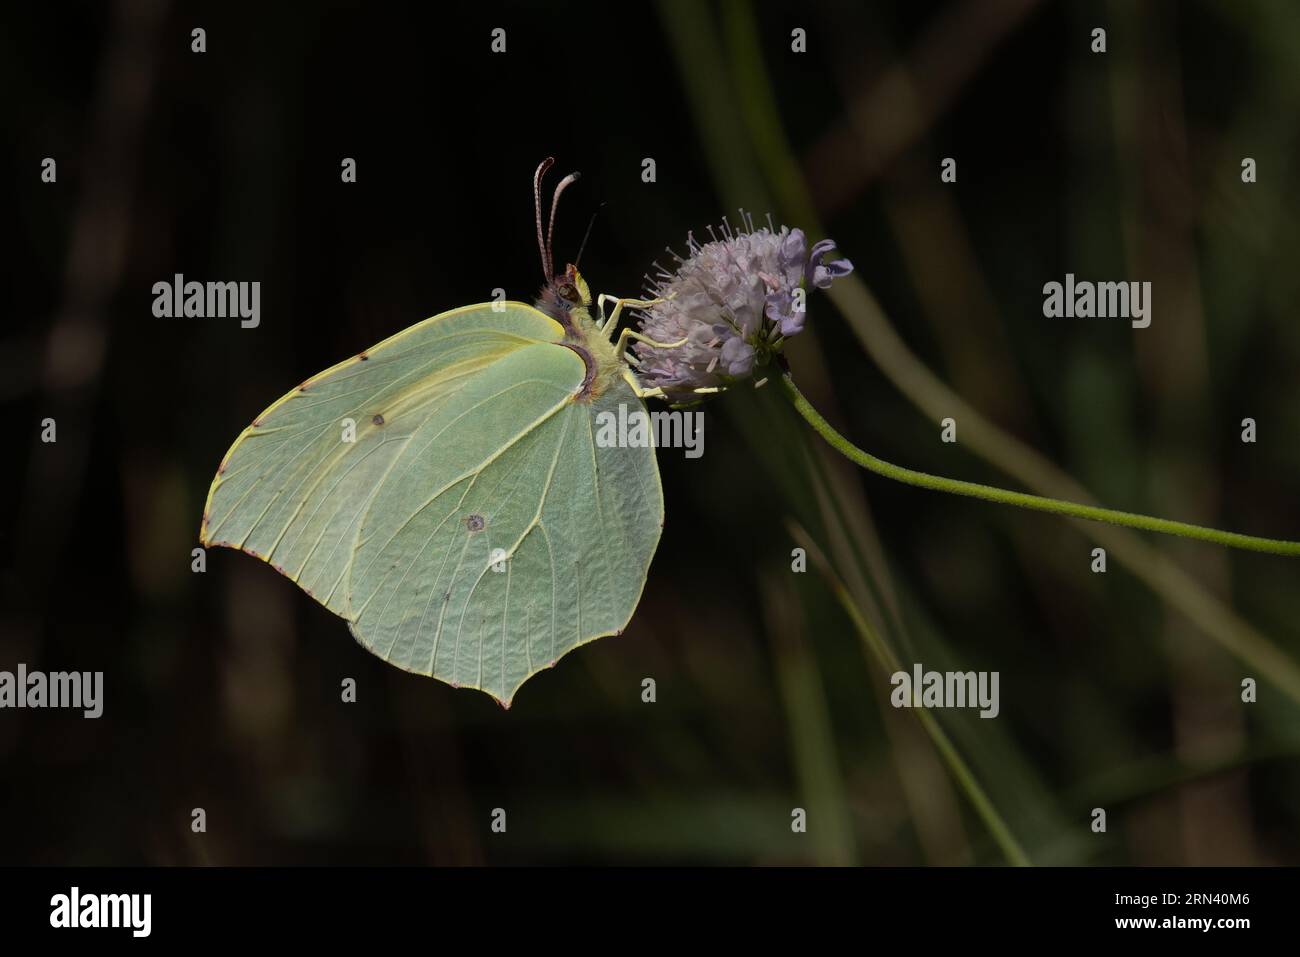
[633,213,853,402]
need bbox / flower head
[633,214,852,402]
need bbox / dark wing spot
[358,353,369,361]
[466,514,485,532]
[372,413,385,426]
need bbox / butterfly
[200,158,686,706]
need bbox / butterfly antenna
[574,202,606,269]
[546,170,581,277]
[533,157,556,281]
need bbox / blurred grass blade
[761,571,857,865]
[791,522,1031,866]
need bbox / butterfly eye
[558,282,578,302]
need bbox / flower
[633,214,853,402]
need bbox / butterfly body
[536,263,632,404]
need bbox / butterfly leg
[624,379,728,403]
[597,294,665,337]
[623,370,727,402]
[614,328,687,364]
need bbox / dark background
[4,0,1300,865]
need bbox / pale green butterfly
[199,159,691,707]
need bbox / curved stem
[781,374,1300,557]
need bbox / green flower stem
[781,373,1300,557]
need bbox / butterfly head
[541,263,591,311]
